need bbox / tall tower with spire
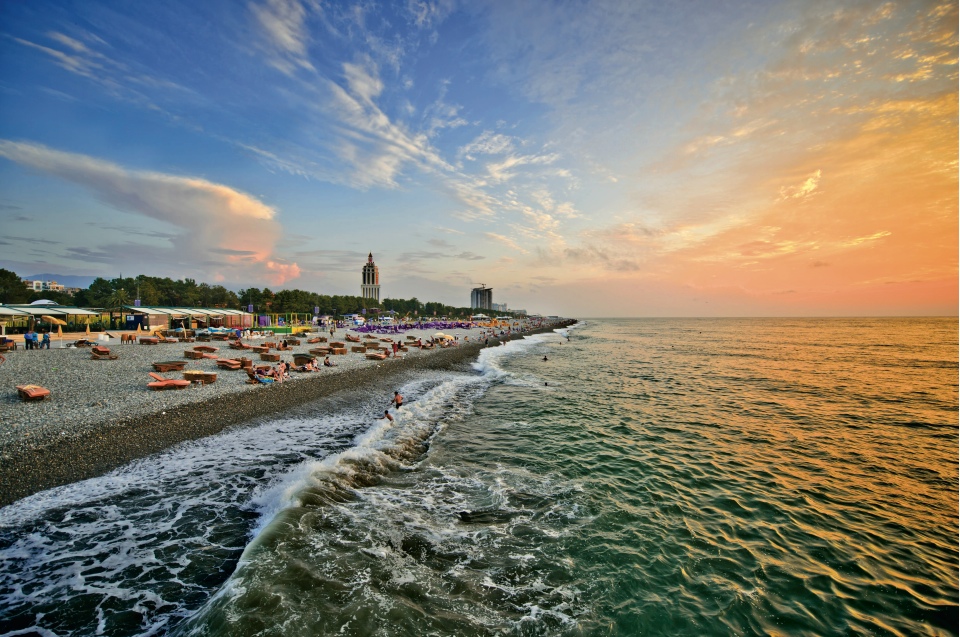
[361,252,381,302]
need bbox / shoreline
[0,322,573,507]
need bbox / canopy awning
[122,306,253,319]
[0,306,29,316]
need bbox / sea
[0,318,957,637]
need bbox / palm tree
[106,288,131,329]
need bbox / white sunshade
[0,306,29,316]
[125,306,252,317]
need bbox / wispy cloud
[485,232,528,254]
[251,0,317,75]
[0,140,299,285]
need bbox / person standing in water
[392,391,403,409]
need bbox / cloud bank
[0,140,299,285]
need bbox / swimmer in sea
[383,410,394,422]
[542,355,548,361]
[393,391,403,409]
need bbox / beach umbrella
[85,322,90,336]
[57,324,63,347]
[136,323,142,333]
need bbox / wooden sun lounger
[147,372,191,391]
[365,352,388,361]
[153,361,187,372]
[216,358,242,370]
[193,345,218,353]
[260,352,281,362]
[184,350,205,360]
[16,384,51,401]
[139,337,159,345]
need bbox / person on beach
[393,391,403,409]
[324,356,335,367]
[40,331,51,349]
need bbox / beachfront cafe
[0,303,101,335]
[120,306,254,332]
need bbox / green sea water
[2,318,957,636]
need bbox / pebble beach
[0,323,566,506]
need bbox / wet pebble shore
[0,324,569,506]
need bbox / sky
[0,0,956,317]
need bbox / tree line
[0,269,502,319]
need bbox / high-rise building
[470,285,493,310]
[361,252,381,302]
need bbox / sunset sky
[0,0,956,316]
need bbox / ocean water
[0,318,957,637]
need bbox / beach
[0,322,567,506]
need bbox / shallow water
[1,318,957,636]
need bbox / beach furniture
[16,384,51,401]
[330,342,345,349]
[351,346,366,353]
[153,361,187,372]
[293,354,313,366]
[146,372,190,391]
[330,347,347,355]
[156,334,178,344]
[90,348,119,360]
[309,347,330,356]
[183,350,204,360]
[365,352,388,361]
[346,334,361,343]
[216,358,242,370]
[183,370,217,384]
[260,352,281,362]
[139,337,159,345]
[193,345,218,353]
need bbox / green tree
[0,269,30,304]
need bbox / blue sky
[0,0,956,316]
